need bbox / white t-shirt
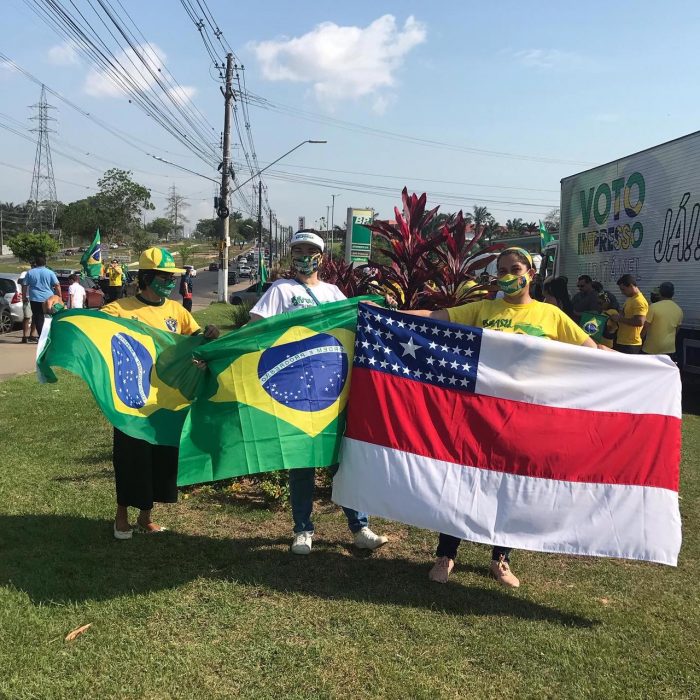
[250,278,346,318]
[68,281,86,309]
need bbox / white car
[183,265,197,278]
[0,272,23,325]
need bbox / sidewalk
[0,329,38,382]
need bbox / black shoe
[21,337,28,344]
[27,336,39,343]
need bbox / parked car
[183,265,197,278]
[57,275,105,308]
[208,262,219,271]
[109,243,119,249]
[0,272,23,325]
[63,248,75,255]
[229,282,272,306]
[0,297,12,334]
[227,268,239,285]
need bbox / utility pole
[0,210,3,255]
[331,193,340,257]
[257,181,263,279]
[275,218,278,264]
[217,53,234,303]
[268,210,273,268]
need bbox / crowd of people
[18,238,686,590]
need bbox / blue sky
[2,1,700,232]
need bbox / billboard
[344,208,374,264]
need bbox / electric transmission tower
[26,85,58,232]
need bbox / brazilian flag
[177,296,377,486]
[37,310,207,445]
[580,311,609,343]
[80,229,102,278]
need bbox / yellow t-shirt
[107,265,123,287]
[599,309,620,349]
[617,292,649,346]
[642,299,683,354]
[447,298,590,345]
[102,296,200,335]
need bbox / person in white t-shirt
[249,230,388,556]
[67,274,87,309]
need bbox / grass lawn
[1,357,699,697]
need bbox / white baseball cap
[290,230,324,253]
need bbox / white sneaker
[354,527,388,550]
[291,531,313,555]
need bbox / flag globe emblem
[257,333,348,410]
[583,319,600,335]
[111,333,153,408]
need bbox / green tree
[505,218,525,236]
[146,217,173,239]
[8,232,60,262]
[178,243,196,267]
[131,228,156,256]
[95,169,154,241]
[471,206,491,241]
[194,218,219,241]
[57,198,100,243]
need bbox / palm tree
[505,218,525,236]
[471,205,490,241]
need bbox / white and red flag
[333,303,682,565]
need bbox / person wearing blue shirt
[21,255,61,336]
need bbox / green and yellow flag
[580,312,609,343]
[80,229,102,278]
[37,310,206,445]
[177,297,376,486]
[539,220,554,249]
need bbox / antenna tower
[27,85,58,231]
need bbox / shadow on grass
[53,467,113,483]
[0,514,597,627]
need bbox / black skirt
[113,428,179,510]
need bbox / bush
[8,232,60,262]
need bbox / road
[189,265,251,310]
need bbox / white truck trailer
[555,131,700,372]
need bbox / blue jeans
[289,466,368,534]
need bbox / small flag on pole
[539,220,554,249]
[80,229,102,278]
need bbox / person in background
[248,230,389,556]
[103,247,220,540]
[106,259,123,302]
[598,292,620,349]
[642,281,683,361]
[571,275,602,319]
[17,265,38,344]
[67,274,86,309]
[389,247,603,588]
[179,268,193,312]
[543,276,574,318]
[615,274,649,354]
[591,281,620,311]
[21,255,61,337]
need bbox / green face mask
[497,273,529,296]
[150,277,176,298]
[292,253,321,276]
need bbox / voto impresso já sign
[344,208,374,264]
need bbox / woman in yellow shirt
[388,247,602,588]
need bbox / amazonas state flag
[176,297,375,486]
[37,310,206,445]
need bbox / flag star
[408,322,417,331]
[428,341,438,350]
[361,340,370,348]
[379,360,388,368]
[324,387,329,391]
[386,318,395,326]
[466,331,476,341]
[391,363,400,372]
[399,337,420,358]
[374,313,383,321]
[452,346,461,355]
[426,357,435,365]
[430,326,440,335]
[450,360,459,369]
[441,344,450,353]
[396,320,405,328]
[464,348,474,357]
[436,373,446,382]
[354,339,361,347]
[385,331,394,340]
[460,378,470,387]
[402,366,410,375]
[443,328,453,338]
[413,368,423,379]
[373,343,381,351]
[461,363,471,371]
[438,358,447,367]
[307,384,312,388]
[363,323,373,332]
[357,355,366,363]
[448,375,457,385]
[419,324,428,333]
[382,346,392,355]
[368,357,377,366]
[454,330,464,340]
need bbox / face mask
[150,277,176,298]
[292,253,321,276]
[497,273,529,296]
